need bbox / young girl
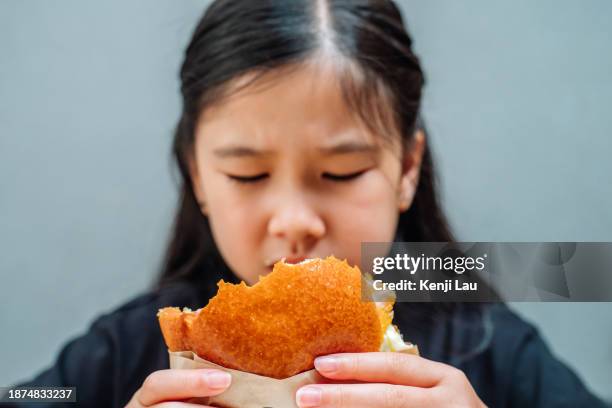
[10,1,605,407]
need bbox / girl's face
[190,63,424,284]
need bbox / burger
[158,256,415,379]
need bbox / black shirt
[4,280,607,408]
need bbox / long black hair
[155,0,491,364]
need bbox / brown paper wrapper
[169,344,419,408]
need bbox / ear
[398,129,426,212]
[188,153,208,216]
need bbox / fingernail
[314,356,338,373]
[204,371,231,389]
[296,386,322,407]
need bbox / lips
[264,256,307,269]
[284,256,306,264]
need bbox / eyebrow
[318,142,379,155]
[212,146,273,158]
[212,141,378,158]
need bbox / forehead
[195,62,379,147]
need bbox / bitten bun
[158,256,404,379]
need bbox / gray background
[1,0,611,402]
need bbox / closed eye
[226,173,268,183]
[323,169,368,181]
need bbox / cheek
[204,176,261,229]
[201,178,266,280]
[332,171,398,222]
[323,172,400,263]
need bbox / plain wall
[1,0,610,402]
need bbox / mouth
[264,255,307,269]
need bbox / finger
[296,383,435,408]
[138,369,231,406]
[313,352,446,387]
[155,403,216,408]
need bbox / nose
[267,195,326,254]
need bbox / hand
[125,368,231,407]
[296,352,487,408]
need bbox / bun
[158,256,396,379]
